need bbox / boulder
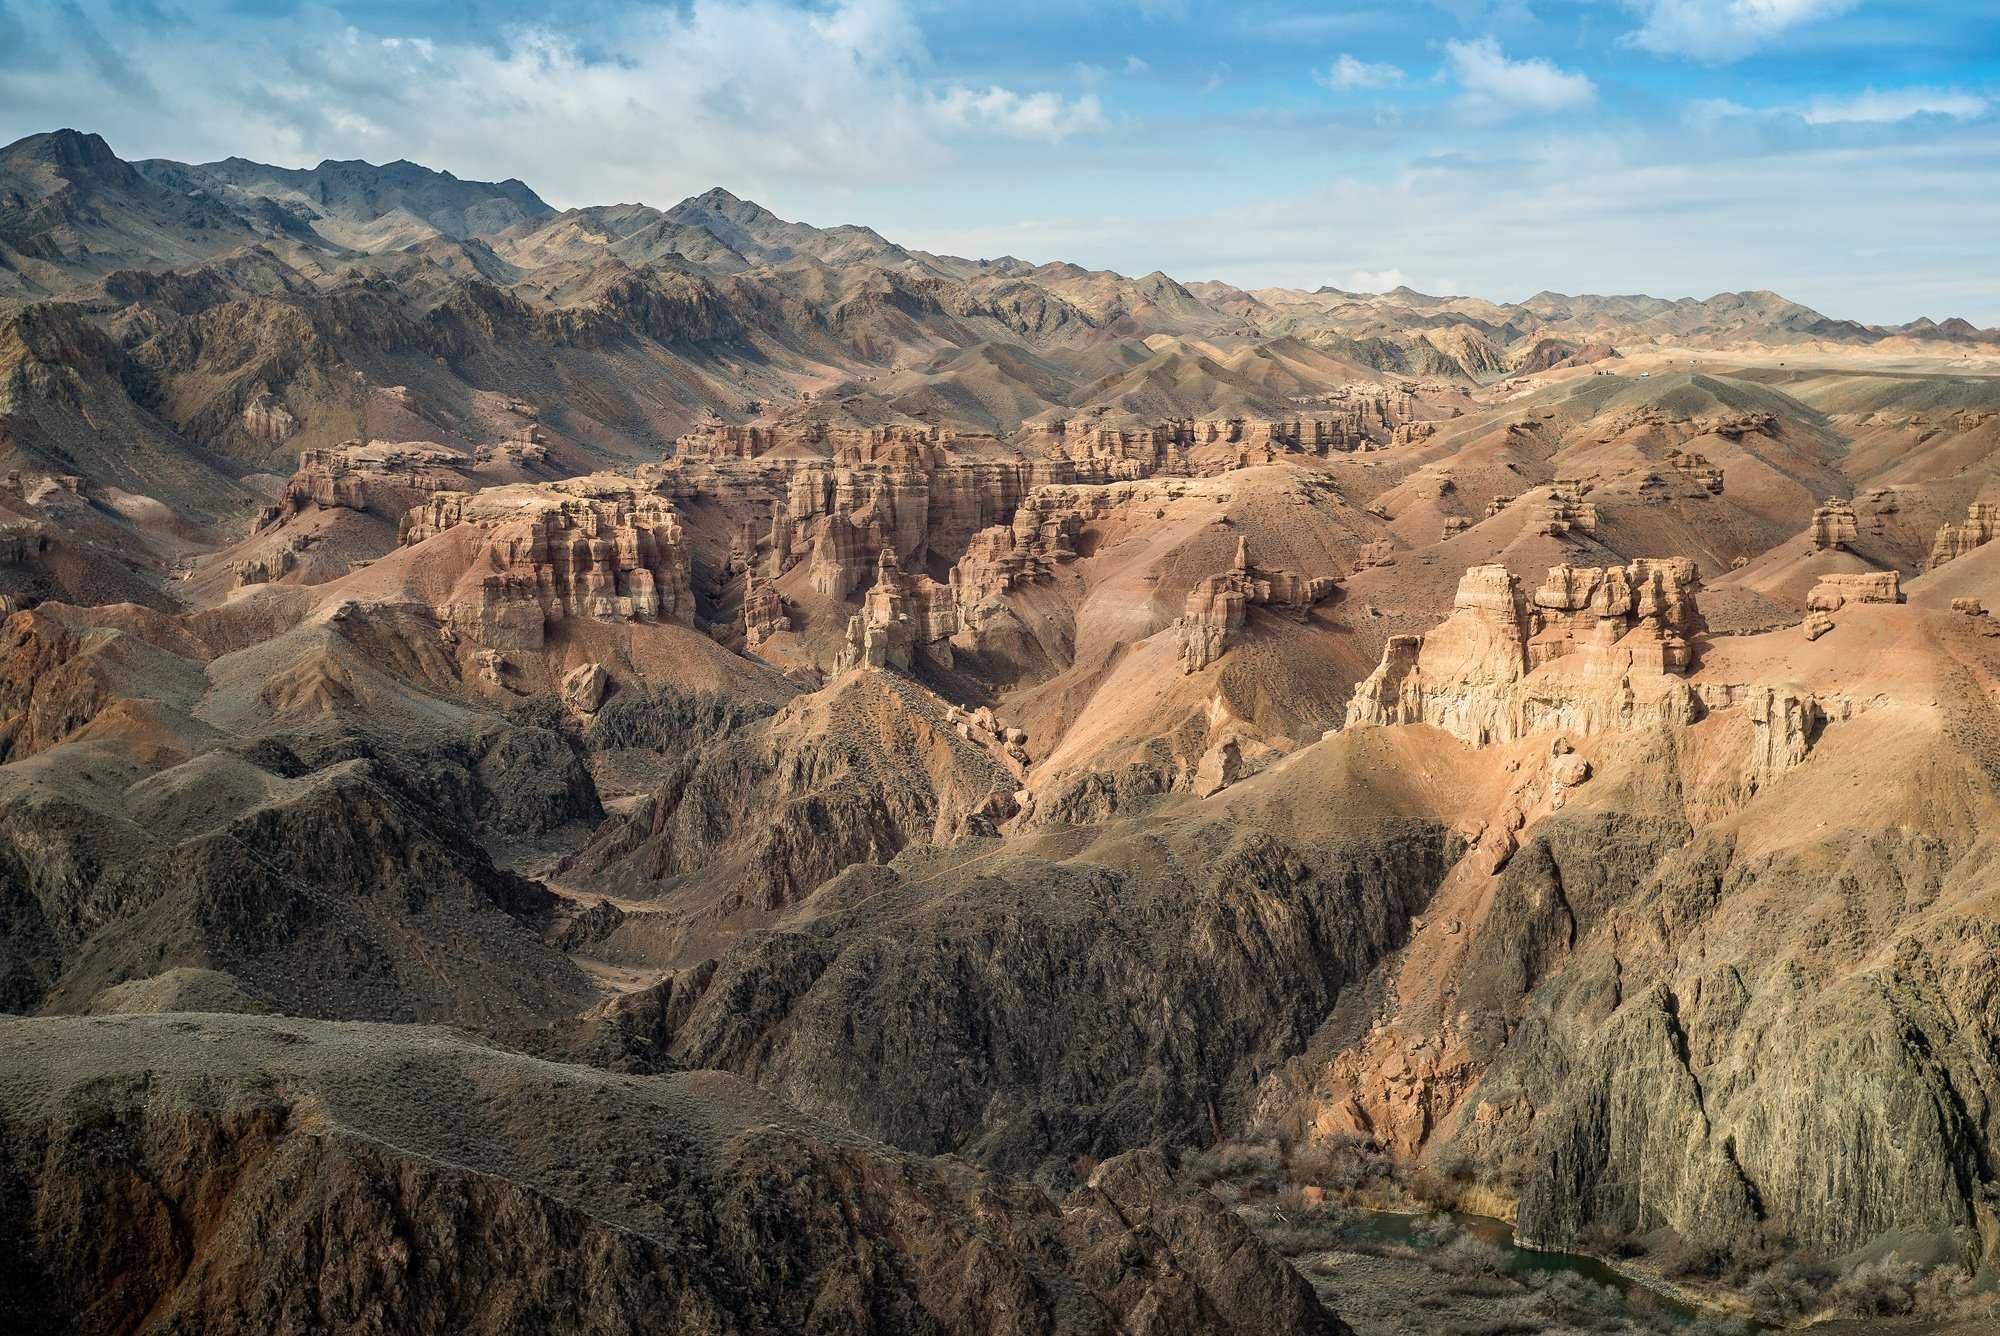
[1194,737,1246,797]
[561,663,611,714]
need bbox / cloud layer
[1446,38,1597,113]
[0,0,1105,204]
[1624,0,1859,64]
[1802,87,1991,125]
[1319,54,1405,92]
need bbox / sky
[2,0,1997,324]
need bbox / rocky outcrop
[1698,681,1854,788]
[257,440,471,532]
[676,418,962,465]
[1527,558,1703,674]
[944,701,1031,775]
[1665,448,1725,494]
[0,1014,1351,1336]
[1805,569,1903,611]
[792,464,935,595]
[952,504,1082,608]
[1173,536,1336,673]
[403,481,695,648]
[1193,735,1248,796]
[1525,481,1598,537]
[1347,559,1703,744]
[1928,501,1999,570]
[560,662,611,714]
[835,547,961,673]
[1807,498,1859,551]
[741,574,790,648]
[239,389,298,444]
[1355,540,1395,570]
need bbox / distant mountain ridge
[1,128,1994,367]
[137,154,555,251]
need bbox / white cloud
[1445,37,1596,113]
[1686,87,1993,128]
[932,86,1106,140]
[1347,268,1410,292]
[1624,0,1857,64]
[0,0,1106,206]
[1318,54,1405,92]
[1683,97,1753,127]
[1124,55,1151,76]
[1802,88,1991,125]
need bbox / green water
[1348,1208,1742,1328]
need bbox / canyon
[3,126,2000,1334]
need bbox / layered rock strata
[1346,559,1704,744]
[402,481,695,648]
[1173,536,1337,674]
[835,547,961,673]
[1929,501,1999,569]
[1808,498,1859,551]
[1805,570,1904,611]
[254,441,473,533]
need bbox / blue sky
[2,0,1997,323]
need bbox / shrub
[1185,1138,1284,1193]
[1828,1256,1925,1318]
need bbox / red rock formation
[257,441,471,533]
[675,419,971,466]
[951,499,1082,608]
[1172,536,1337,674]
[835,547,960,672]
[1806,569,1903,610]
[403,481,695,648]
[1348,559,1703,742]
[1528,558,1703,675]
[1807,498,1859,551]
[1928,502,1999,570]
[1666,448,1725,495]
[1355,540,1396,571]
[1527,481,1599,537]
[742,574,790,648]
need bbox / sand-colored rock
[1928,501,1999,569]
[1807,497,1859,551]
[834,547,961,673]
[402,479,695,648]
[561,662,611,713]
[1173,536,1336,674]
[1805,569,1903,611]
[1348,558,1703,744]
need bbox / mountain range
[5,125,2000,1333]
